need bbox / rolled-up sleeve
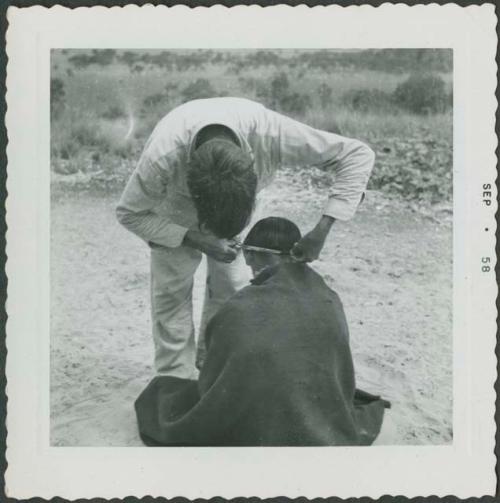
[116,156,189,248]
[274,112,375,221]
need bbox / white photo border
[5,3,498,499]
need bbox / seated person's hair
[188,139,257,239]
[244,217,301,254]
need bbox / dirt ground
[50,174,452,446]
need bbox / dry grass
[304,107,453,142]
[51,49,453,201]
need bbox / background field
[51,49,453,446]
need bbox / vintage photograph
[50,48,453,447]
[6,4,497,499]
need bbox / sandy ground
[50,176,452,446]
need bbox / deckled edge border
[1,0,7,501]
[1,1,498,502]
[495,0,499,495]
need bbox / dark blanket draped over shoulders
[135,263,389,446]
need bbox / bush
[101,105,126,120]
[369,137,452,203]
[69,53,92,69]
[317,83,333,109]
[72,123,105,149]
[343,88,394,112]
[393,73,449,114]
[256,72,289,109]
[91,49,116,66]
[52,117,119,175]
[131,64,144,74]
[51,78,65,104]
[258,72,313,116]
[165,82,178,93]
[142,93,167,109]
[246,50,282,67]
[303,49,452,74]
[121,51,140,67]
[288,136,452,203]
[67,50,116,69]
[280,92,312,116]
[51,78,66,118]
[57,139,79,160]
[181,79,217,102]
[238,76,258,93]
[268,72,290,109]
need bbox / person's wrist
[315,215,335,238]
[183,229,203,250]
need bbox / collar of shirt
[187,119,255,165]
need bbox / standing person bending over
[116,97,375,379]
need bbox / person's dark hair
[244,217,302,254]
[188,139,257,239]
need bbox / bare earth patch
[50,175,452,446]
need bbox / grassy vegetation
[51,49,452,204]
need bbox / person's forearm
[290,215,335,262]
[183,229,203,251]
[116,206,188,248]
[275,113,374,221]
[313,215,336,240]
[116,165,188,248]
[323,140,375,221]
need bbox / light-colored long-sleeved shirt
[116,97,375,248]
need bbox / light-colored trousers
[150,244,251,379]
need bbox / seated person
[135,217,390,446]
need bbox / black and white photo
[5,4,497,499]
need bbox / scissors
[233,242,288,256]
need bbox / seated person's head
[243,217,301,277]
